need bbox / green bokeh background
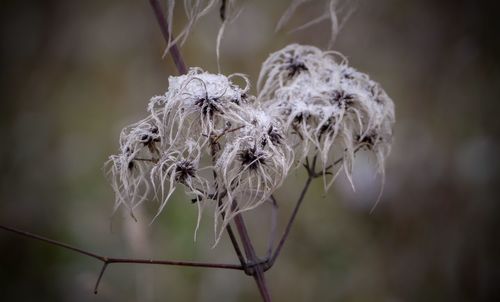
[1,0,499,301]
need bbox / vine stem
[148,1,271,299]
[233,211,272,302]
[0,224,243,294]
[266,196,279,259]
[209,134,272,301]
[269,176,313,267]
[149,0,248,273]
[149,0,187,75]
[265,155,317,269]
[266,152,352,268]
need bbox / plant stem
[148,0,187,74]
[148,0,251,281]
[0,224,243,294]
[269,175,313,267]
[149,2,272,300]
[148,0,249,274]
[266,196,278,259]
[210,136,271,300]
[219,200,248,269]
[267,153,352,268]
[233,211,272,302]
[208,136,248,271]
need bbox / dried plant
[1,1,395,301]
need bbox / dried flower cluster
[107,68,292,242]
[258,44,395,189]
[107,44,395,242]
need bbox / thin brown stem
[268,175,313,267]
[0,224,243,294]
[213,125,245,143]
[208,136,248,271]
[94,262,109,294]
[148,3,271,300]
[148,0,188,75]
[149,0,252,278]
[322,145,362,172]
[267,152,352,268]
[232,211,272,302]
[1,224,103,261]
[219,201,248,269]
[253,269,272,302]
[149,0,249,278]
[266,195,278,259]
[207,132,272,301]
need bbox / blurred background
[1,0,499,301]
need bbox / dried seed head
[212,104,293,243]
[258,44,395,189]
[175,160,197,182]
[106,46,394,243]
[107,68,294,244]
[238,146,266,170]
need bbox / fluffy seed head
[106,45,395,243]
[258,44,395,189]
[107,68,293,243]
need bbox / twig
[267,152,353,267]
[322,145,362,172]
[213,125,245,143]
[209,136,248,272]
[211,127,272,300]
[148,0,188,75]
[218,200,248,269]
[149,0,251,279]
[232,209,272,302]
[94,262,109,293]
[220,0,227,21]
[0,224,243,294]
[268,174,313,267]
[266,195,279,259]
[266,151,354,268]
[150,0,249,275]
[147,5,270,298]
